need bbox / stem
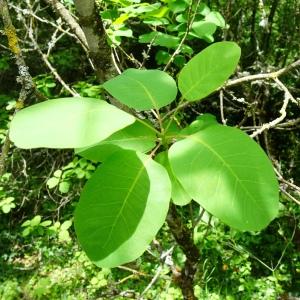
[135,118,161,136]
[167,203,200,300]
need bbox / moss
[4,25,20,55]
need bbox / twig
[226,59,300,88]
[0,0,43,176]
[274,168,300,194]
[43,0,89,50]
[163,0,202,71]
[139,265,163,298]
[280,188,300,205]
[219,89,227,124]
[250,78,296,138]
[10,3,78,42]
[117,265,148,277]
[73,0,116,82]
[25,21,79,96]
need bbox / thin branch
[163,58,300,127]
[280,188,300,206]
[250,78,296,138]
[219,89,227,124]
[226,59,300,88]
[20,7,79,97]
[43,0,88,50]
[10,3,78,41]
[0,0,44,176]
[163,0,202,71]
[139,265,163,298]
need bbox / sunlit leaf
[156,151,191,206]
[169,124,279,230]
[76,121,157,162]
[178,42,240,101]
[10,98,135,149]
[74,150,171,267]
[103,69,177,110]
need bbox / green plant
[101,0,226,67]
[21,215,73,242]
[0,174,16,214]
[0,195,15,214]
[21,215,52,237]
[9,41,279,269]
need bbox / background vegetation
[0,0,299,299]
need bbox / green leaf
[76,121,157,162]
[46,177,60,189]
[103,69,177,110]
[180,113,218,135]
[198,3,211,16]
[9,97,135,149]
[59,181,70,193]
[2,204,12,213]
[178,42,241,101]
[191,21,217,39]
[139,32,180,48]
[114,28,133,37]
[205,11,226,28]
[74,150,171,267]
[22,227,31,237]
[40,220,52,227]
[61,220,72,231]
[169,124,279,231]
[31,215,42,227]
[155,50,171,65]
[155,151,191,206]
[169,0,188,13]
[59,230,71,242]
[53,170,62,178]
[21,220,31,227]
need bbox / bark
[43,0,88,50]
[167,203,200,300]
[73,0,115,82]
[0,0,43,176]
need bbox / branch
[43,0,88,50]
[26,23,79,97]
[166,203,200,300]
[0,0,44,176]
[73,0,115,82]
[163,0,202,72]
[163,58,300,121]
[226,59,300,88]
[250,78,296,138]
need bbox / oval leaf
[103,69,177,110]
[9,97,135,149]
[178,42,241,101]
[156,151,191,206]
[169,125,279,231]
[76,121,157,162]
[74,150,171,267]
[191,21,217,39]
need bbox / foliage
[9,42,279,269]
[1,0,300,298]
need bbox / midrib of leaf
[102,136,155,144]
[187,134,259,207]
[181,62,231,100]
[101,158,148,249]
[126,76,158,109]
